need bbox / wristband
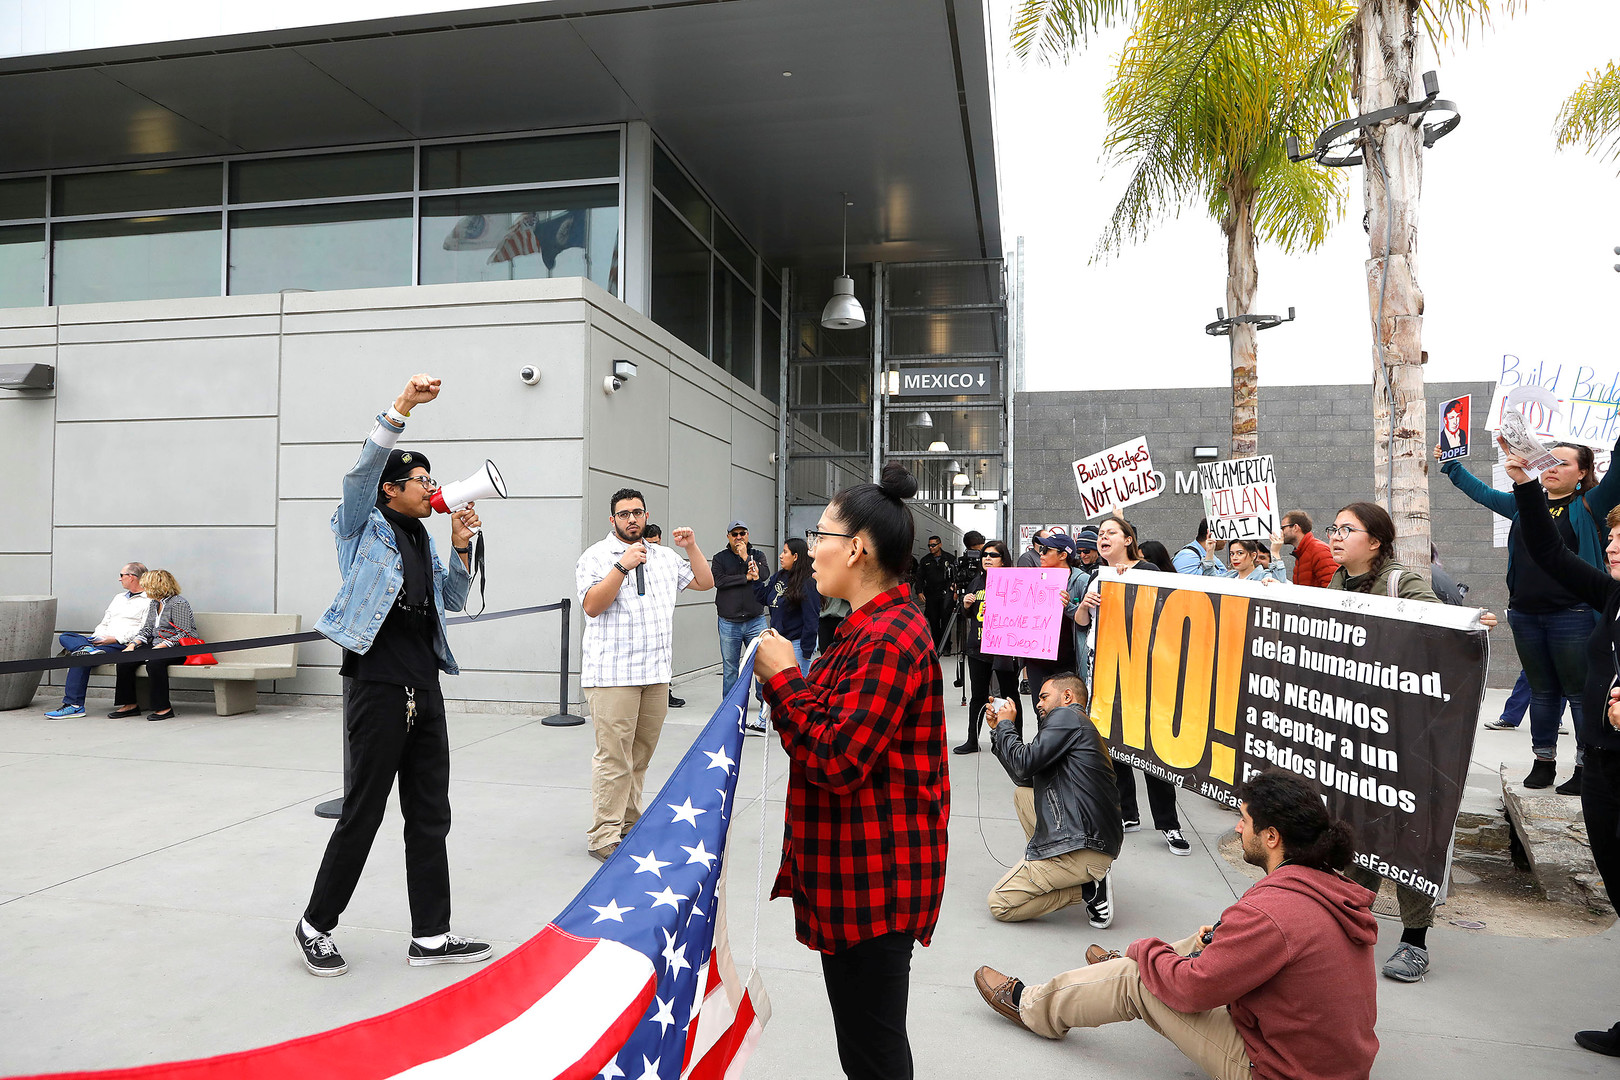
[386,406,409,425]
[613,561,631,575]
[454,545,471,555]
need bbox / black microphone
[635,550,645,597]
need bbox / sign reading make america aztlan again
[1088,571,1488,899]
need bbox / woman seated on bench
[109,570,197,722]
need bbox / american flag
[487,208,587,270]
[15,658,769,1080]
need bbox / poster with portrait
[1438,395,1470,463]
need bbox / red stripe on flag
[682,990,757,1080]
[17,926,625,1080]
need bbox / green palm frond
[1091,0,1355,260]
[1010,0,1136,62]
[1415,0,1526,46]
[1555,61,1620,166]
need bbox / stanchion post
[543,597,587,727]
[315,678,351,818]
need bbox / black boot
[1575,1021,1620,1056]
[1523,759,1557,789]
[1555,765,1583,796]
[952,742,980,754]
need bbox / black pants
[1114,759,1181,829]
[1584,747,1620,905]
[818,615,844,654]
[964,656,1022,747]
[305,679,452,937]
[821,932,915,1080]
[924,594,951,651]
[114,658,179,712]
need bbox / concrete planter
[0,595,57,710]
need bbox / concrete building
[0,0,1009,708]
[1012,382,1520,687]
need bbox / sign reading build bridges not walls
[1089,571,1489,898]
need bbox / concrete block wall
[0,277,779,707]
[1012,380,1515,687]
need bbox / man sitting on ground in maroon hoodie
[973,770,1379,1080]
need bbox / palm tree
[1556,61,1620,165]
[1014,0,1355,459]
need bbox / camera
[519,365,540,385]
[951,547,985,591]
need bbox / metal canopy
[0,0,1002,266]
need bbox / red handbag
[177,633,217,666]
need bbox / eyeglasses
[119,572,139,579]
[614,508,649,520]
[393,475,439,491]
[728,530,748,538]
[806,528,857,547]
[1324,524,1365,539]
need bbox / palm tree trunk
[1225,189,1259,459]
[1357,0,1430,577]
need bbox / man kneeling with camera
[975,770,1379,1080]
[985,673,1121,927]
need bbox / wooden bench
[93,612,302,716]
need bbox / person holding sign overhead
[1218,535,1289,583]
[1077,515,1190,856]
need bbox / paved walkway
[0,676,1610,1078]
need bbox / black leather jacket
[990,703,1123,861]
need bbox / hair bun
[879,462,919,500]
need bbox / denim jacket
[314,412,471,673]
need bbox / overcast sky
[989,0,1620,395]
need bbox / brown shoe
[1086,944,1123,965]
[588,843,618,863]
[973,965,1027,1030]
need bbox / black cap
[381,448,431,489]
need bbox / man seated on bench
[44,561,148,720]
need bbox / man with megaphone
[295,373,492,979]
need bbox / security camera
[519,365,540,385]
[604,375,624,394]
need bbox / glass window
[230,149,413,204]
[760,305,781,405]
[53,214,221,305]
[652,144,710,239]
[421,132,619,191]
[762,265,782,308]
[53,165,220,217]
[0,178,46,222]
[712,263,755,385]
[651,199,708,357]
[419,186,619,292]
[229,201,412,296]
[0,225,46,306]
[713,214,751,280]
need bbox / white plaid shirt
[576,533,696,687]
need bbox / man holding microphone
[577,489,714,861]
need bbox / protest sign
[979,566,1068,661]
[1071,436,1162,519]
[1089,570,1488,897]
[1486,352,1620,451]
[1437,394,1470,463]
[1197,455,1278,541]
[1496,392,1562,472]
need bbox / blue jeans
[1506,607,1594,759]
[794,640,814,675]
[57,632,123,707]
[1500,670,1531,725]
[718,614,769,700]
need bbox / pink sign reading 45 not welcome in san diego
[980,566,1069,661]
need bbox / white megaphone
[429,460,507,532]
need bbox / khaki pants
[1019,933,1253,1080]
[988,785,1114,922]
[584,683,669,852]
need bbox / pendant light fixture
[820,193,866,330]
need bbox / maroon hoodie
[1127,864,1379,1080]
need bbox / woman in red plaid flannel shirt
[754,462,950,1080]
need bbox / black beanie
[380,448,432,492]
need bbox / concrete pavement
[0,674,1612,1078]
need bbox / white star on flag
[660,928,691,976]
[646,885,688,910]
[633,1054,663,1080]
[597,1060,625,1080]
[681,840,717,868]
[629,850,671,877]
[649,995,677,1033]
[588,898,633,923]
[703,747,736,774]
[668,797,707,826]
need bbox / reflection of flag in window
[488,209,587,270]
[22,658,771,1080]
[441,213,507,251]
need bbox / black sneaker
[408,934,493,967]
[1575,1021,1620,1056]
[295,922,347,977]
[1164,829,1192,856]
[1085,870,1113,929]
[1122,817,1141,833]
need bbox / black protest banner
[1088,570,1488,898]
